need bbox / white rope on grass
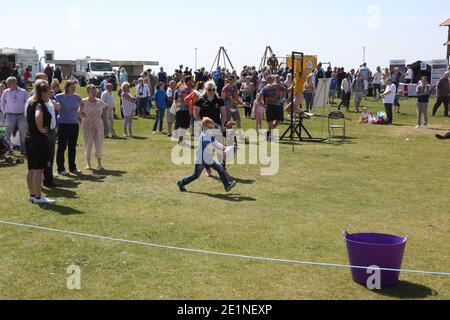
[1,220,450,277]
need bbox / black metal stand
[280,114,313,141]
[210,47,235,72]
[280,51,326,150]
[279,51,302,151]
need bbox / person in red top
[23,68,31,90]
[44,64,53,83]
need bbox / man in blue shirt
[152,82,168,134]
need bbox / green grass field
[0,87,449,300]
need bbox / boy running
[177,117,237,193]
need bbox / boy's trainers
[33,197,56,205]
[177,180,187,192]
[225,181,237,193]
[28,196,35,203]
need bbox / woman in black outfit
[25,82,55,205]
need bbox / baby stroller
[0,126,23,164]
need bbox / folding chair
[328,111,346,142]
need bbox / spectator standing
[121,82,137,137]
[136,78,151,117]
[25,81,55,205]
[166,80,177,137]
[23,68,31,90]
[314,63,325,88]
[381,78,396,124]
[240,77,255,118]
[352,74,365,113]
[267,54,279,74]
[25,77,61,188]
[1,77,29,155]
[44,64,53,84]
[372,67,383,100]
[415,76,431,129]
[0,83,6,124]
[222,76,243,135]
[80,85,107,171]
[55,80,83,176]
[101,83,118,138]
[54,66,63,83]
[158,67,168,85]
[432,71,449,117]
[338,73,352,111]
[175,76,194,145]
[119,68,128,84]
[303,74,315,112]
[336,68,346,100]
[391,67,402,112]
[152,82,168,134]
[357,63,371,96]
[329,72,337,105]
[405,65,414,84]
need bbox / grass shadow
[54,179,82,189]
[188,191,256,202]
[37,204,84,215]
[372,281,437,299]
[93,169,127,177]
[211,176,255,185]
[43,187,79,199]
[130,136,148,140]
[72,173,106,183]
[0,162,20,168]
[109,137,128,141]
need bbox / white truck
[75,58,118,89]
[0,47,39,82]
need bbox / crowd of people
[0,58,449,203]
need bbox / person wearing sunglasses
[195,81,231,178]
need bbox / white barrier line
[1,220,450,277]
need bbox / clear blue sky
[3,0,449,72]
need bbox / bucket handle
[404,234,410,242]
[343,230,350,238]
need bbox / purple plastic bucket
[344,231,408,286]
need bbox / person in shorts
[175,76,194,146]
[25,81,56,205]
[221,76,243,134]
[261,75,292,141]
